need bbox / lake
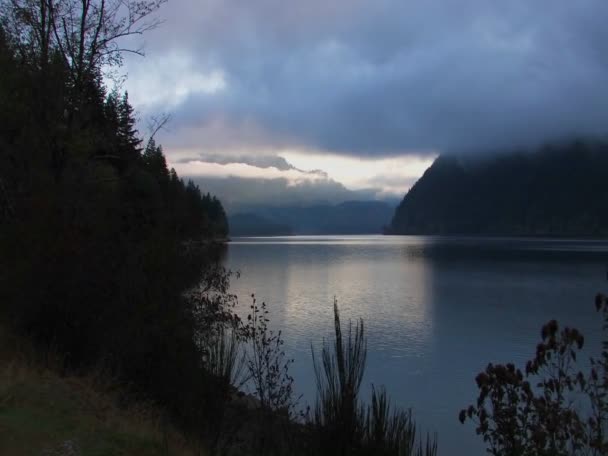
[224,235,608,455]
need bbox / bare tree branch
[2,0,166,88]
[145,112,171,150]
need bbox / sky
[120,0,608,208]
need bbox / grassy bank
[0,329,200,456]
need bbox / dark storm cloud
[128,0,608,156]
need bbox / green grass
[0,361,200,456]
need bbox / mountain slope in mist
[230,201,395,235]
[390,141,608,236]
[228,213,293,236]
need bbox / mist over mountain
[390,140,608,236]
[187,175,383,213]
[230,201,395,235]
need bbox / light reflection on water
[225,235,608,455]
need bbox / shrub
[199,324,246,389]
[365,385,437,456]
[312,299,367,453]
[312,299,437,456]
[242,295,297,415]
[460,294,608,456]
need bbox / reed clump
[311,299,438,456]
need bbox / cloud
[169,152,376,209]
[123,0,608,159]
[189,176,380,213]
[168,149,431,200]
[173,153,305,172]
[172,160,326,183]
[125,50,226,111]
[278,151,434,195]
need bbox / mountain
[229,200,395,235]
[228,213,293,236]
[186,175,380,213]
[389,140,608,236]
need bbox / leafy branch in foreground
[243,295,298,416]
[460,294,608,456]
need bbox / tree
[2,0,165,83]
[116,91,141,164]
[142,138,168,183]
[1,0,165,151]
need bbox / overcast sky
[121,0,608,205]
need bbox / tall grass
[367,385,414,453]
[366,386,438,456]
[312,299,367,453]
[200,324,247,389]
[312,299,438,456]
[0,330,201,456]
[196,322,248,453]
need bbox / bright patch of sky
[278,151,435,196]
[172,160,327,184]
[125,51,226,110]
[167,147,434,197]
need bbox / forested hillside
[0,10,227,239]
[390,141,608,236]
[0,0,233,443]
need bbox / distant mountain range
[228,213,293,236]
[389,140,608,237]
[229,201,395,236]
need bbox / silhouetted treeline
[0,31,227,239]
[0,0,231,438]
[390,141,608,236]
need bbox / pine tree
[117,92,142,165]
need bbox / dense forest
[0,9,227,240]
[390,141,608,236]
[0,0,236,444]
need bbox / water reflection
[225,236,608,455]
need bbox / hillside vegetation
[390,141,608,236]
[0,0,235,451]
[0,333,200,456]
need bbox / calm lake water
[225,235,608,455]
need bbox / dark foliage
[311,300,438,456]
[460,295,608,455]
[0,0,233,447]
[243,296,297,414]
[390,143,608,236]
